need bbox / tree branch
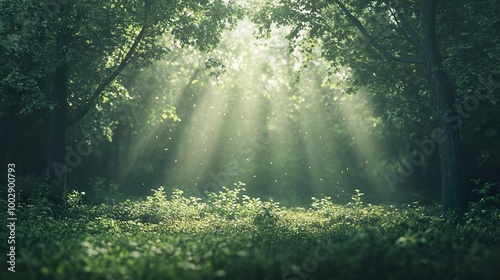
[387,0,420,49]
[68,26,147,127]
[332,0,423,64]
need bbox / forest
[0,0,499,279]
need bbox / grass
[1,183,499,280]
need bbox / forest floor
[1,186,499,280]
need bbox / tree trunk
[46,23,70,207]
[420,0,466,212]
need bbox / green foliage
[2,186,499,279]
[472,180,500,204]
[469,180,500,220]
[0,0,244,115]
[83,177,122,204]
[349,189,364,207]
[14,176,55,218]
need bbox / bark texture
[420,0,466,212]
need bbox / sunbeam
[116,19,395,203]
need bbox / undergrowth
[1,181,499,280]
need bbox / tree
[0,0,242,206]
[251,0,495,212]
[418,0,465,212]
